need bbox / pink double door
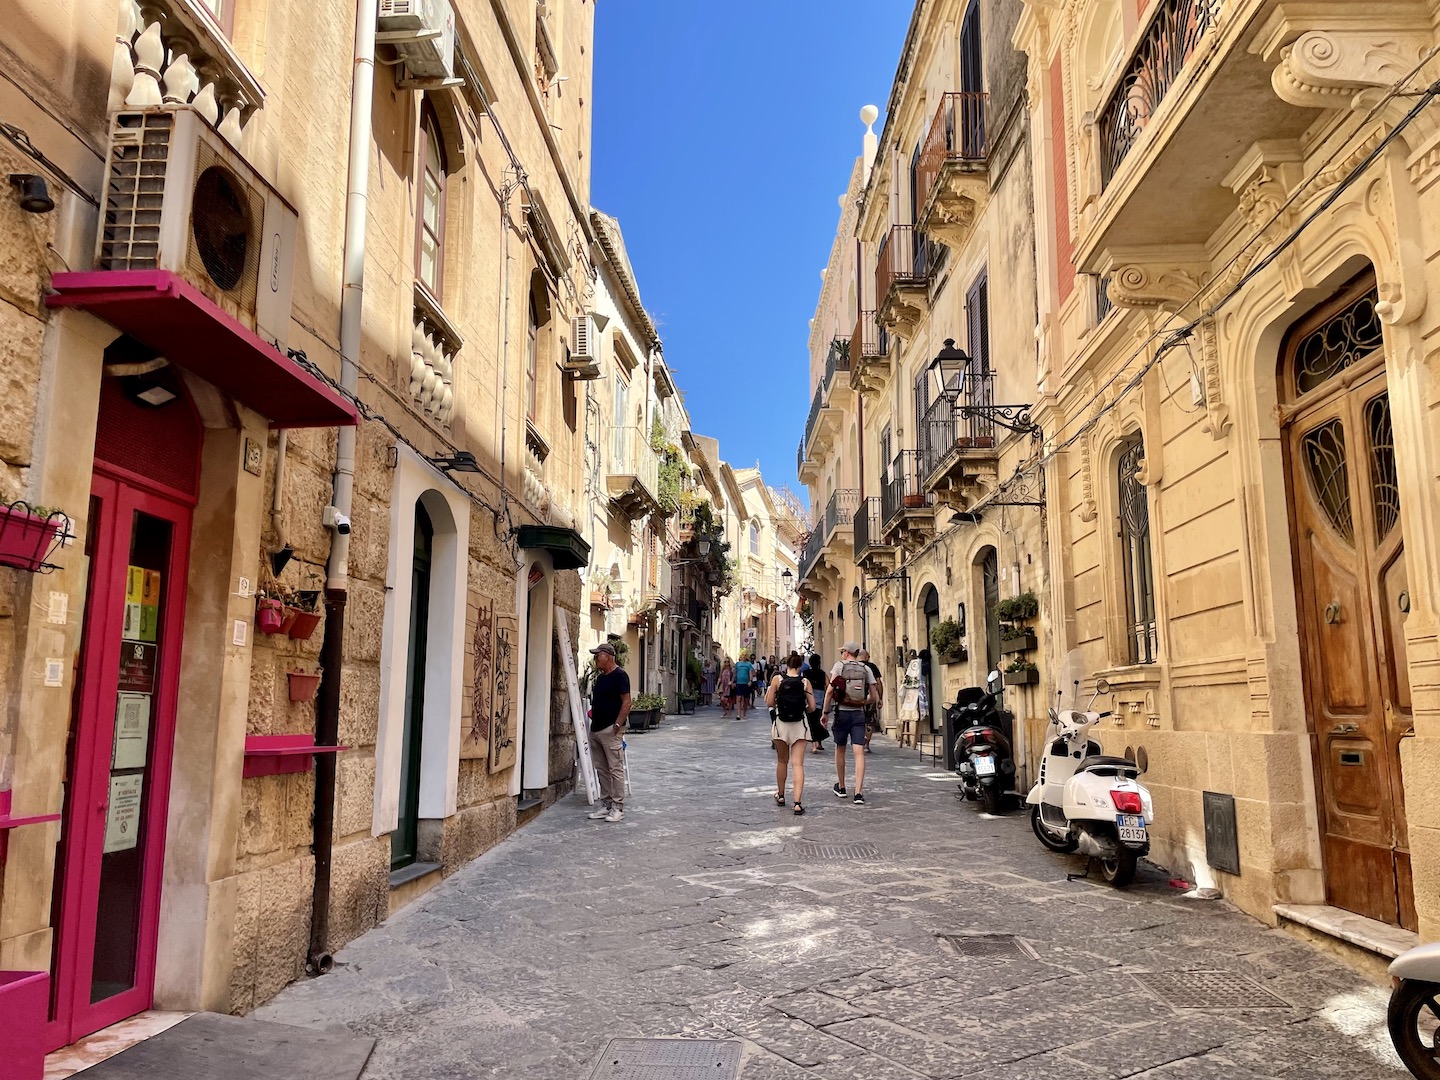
[46,464,192,1050]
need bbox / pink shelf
[0,790,60,829]
[243,735,347,779]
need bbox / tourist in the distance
[733,652,755,720]
[804,651,828,753]
[717,658,735,718]
[766,652,815,814]
[822,642,877,805]
[701,656,717,706]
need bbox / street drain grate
[937,933,1038,961]
[791,841,881,861]
[1132,971,1292,1010]
[589,1038,742,1079]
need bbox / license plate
[973,755,995,776]
[1117,814,1146,843]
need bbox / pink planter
[287,671,321,702]
[0,508,63,572]
[256,598,285,635]
[285,607,322,640]
[0,971,48,1080]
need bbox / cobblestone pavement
[259,706,1409,1079]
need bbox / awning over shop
[46,270,360,429]
[516,525,590,571]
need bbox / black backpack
[775,675,809,722]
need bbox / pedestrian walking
[804,651,828,753]
[860,648,884,749]
[585,643,631,822]
[717,658,735,718]
[766,652,814,814]
[733,653,754,720]
[701,657,717,706]
[822,642,877,804]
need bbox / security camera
[322,505,351,535]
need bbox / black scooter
[949,671,1017,814]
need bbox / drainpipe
[310,0,376,974]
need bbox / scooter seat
[1079,754,1138,771]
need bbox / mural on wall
[489,613,519,773]
[462,598,494,760]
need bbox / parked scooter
[1026,678,1154,886]
[949,670,1016,814]
[1389,941,1440,1078]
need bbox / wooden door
[1284,278,1414,929]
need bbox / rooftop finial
[860,104,880,178]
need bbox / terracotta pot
[0,971,47,1080]
[0,509,62,572]
[287,671,322,702]
[256,598,285,635]
[286,607,322,640]
[903,494,926,509]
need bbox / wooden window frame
[199,0,235,37]
[415,105,448,297]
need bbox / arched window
[1117,435,1156,664]
[749,518,760,555]
[416,108,447,294]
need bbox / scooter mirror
[988,669,1001,688]
[1095,677,1111,695]
[1136,746,1149,774]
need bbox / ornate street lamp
[926,338,972,403]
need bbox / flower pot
[1000,631,1037,654]
[1004,668,1038,687]
[0,971,48,1080]
[589,592,611,609]
[286,607,322,641]
[256,598,285,635]
[956,436,975,448]
[287,671,322,702]
[974,436,995,448]
[0,508,63,572]
[903,494,926,509]
[939,646,967,665]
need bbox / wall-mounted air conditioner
[571,314,598,365]
[378,0,457,83]
[98,107,297,347]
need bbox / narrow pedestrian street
[259,708,1407,1080]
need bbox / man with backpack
[822,642,878,805]
[765,652,815,814]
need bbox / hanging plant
[996,591,1039,622]
[0,502,70,573]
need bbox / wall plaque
[462,598,494,760]
[489,613,519,773]
[1203,790,1240,876]
[104,772,144,854]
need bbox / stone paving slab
[258,706,1409,1078]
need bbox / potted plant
[285,589,323,641]
[903,491,927,509]
[1000,625,1037,654]
[589,570,614,610]
[0,502,68,572]
[1004,659,1039,686]
[631,692,666,730]
[996,591,1039,622]
[287,669,322,702]
[256,592,286,635]
[930,617,966,665]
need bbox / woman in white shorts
[766,652,816,815]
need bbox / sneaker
[853,793,866,806]
[833,782,847,798]
[587,808,611,820]
[604,808,625,822]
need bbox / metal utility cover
[792,841,881,860]
[1203,790,1241,875]
[937,933,1038,960]
[1133,971,1291,1009]
[589,1039,742,1079]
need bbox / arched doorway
[517,562,553,799]
[921,584,942,735]
[392,501,434,871]
[1280,269,1414,929]
[978,546,1001,674]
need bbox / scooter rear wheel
[1388,978,1440,1079]
[1100,848,1138,887]
[980,785,1002,815]
[1031,804,1077,852]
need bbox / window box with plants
[589,570,615,611]
[0,502,70,573]
[1000,628,1037,654]
[929,617,966,665]
[630,693,666,730]
[1004,659,1039,686]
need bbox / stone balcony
[879,450,935,551]
[875,224,930,341]
[919,370,1004,509]
[916,92,990,251]
[849,309,891,397]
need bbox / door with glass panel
[1283,274,1415,929]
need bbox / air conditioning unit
[571,314,598,364]
[98,107,297,348]
[378,0,457,82]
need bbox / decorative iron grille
[881,451,926,530]
[1292,285,1383,396]
[1118,436,1157,664]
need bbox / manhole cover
[792,841,881,861]
[1132,971,1291,1009]
[589,1039,742,1079]
[937,933,1038,960]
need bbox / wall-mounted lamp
[951,510,983,525]
[429,451,482,474]
[9,174,54,213]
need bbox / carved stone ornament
[1272,31,1429,113]
[878,295,924,340]
[1107,264,1206,314]
[1077,434,1098,522]
[1195,318,1232,439]
[925,173,989,248]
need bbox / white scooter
[1026,678,1154,886]
[1389,942,1440,1078]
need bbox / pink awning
[46,270,359,429]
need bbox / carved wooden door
[1284,275,1415,929]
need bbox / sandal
[793,802,805,815]
[774,792,786,807]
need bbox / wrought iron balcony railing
[1096,275,1114,322]
[852,309,881,361]
[876,224,930,307]
[916,91,989,212]
[823,488,861,542]
[920,371,997,486]
[1098,0,1223,189]
[798,526,825,582]
[802,383,824,453]
[824,336,852,393]
[854,497,884,559]
[881,451,928,530]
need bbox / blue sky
[591,3,910,504]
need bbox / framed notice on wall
[112,693,151,770]
[103,772,144,854]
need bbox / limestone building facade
[1013,0,1440,951]
[0,0,606,1050]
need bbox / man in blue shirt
[733,654,754,720]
